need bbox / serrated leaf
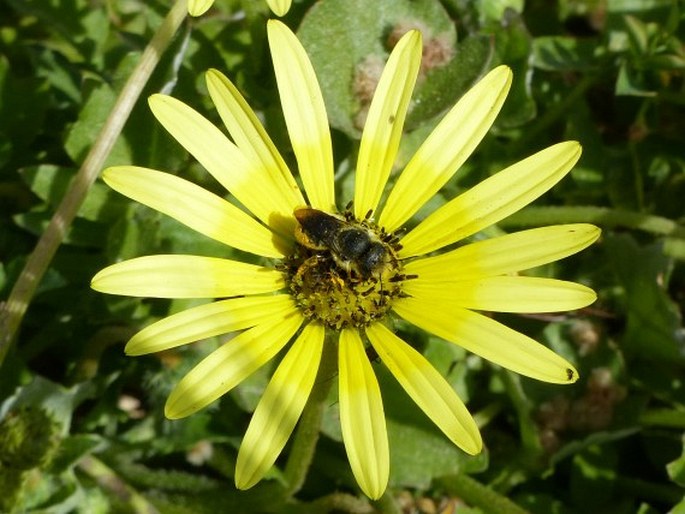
[49,434,107,472]
[0,376,98,435]
[532,36,604,71]
[112,461,223,492]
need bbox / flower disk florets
[282,207,409,330]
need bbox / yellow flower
[92,20,599,499]
[188,0,291,17]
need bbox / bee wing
[294,208,347,249]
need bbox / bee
[293,207,395,280]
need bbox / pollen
[281,212,410,330]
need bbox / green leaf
[63,79,132,167]
[667,435,685,487]
[377,366,488,489]
[623,15,649,54]
[404,34,494,128]
[605,234,683,363]
[13,209,108,247]
[112,461,223,492]
[607,0,674,14]
[671,499,685,514]
[49,434,106,473]
[479,0,524,23]
[5,0,111,63]
[490,10,536,127]
[297,0,462,137]
[423,335,474,402]
[18,165,128,222]
[615,62,658,97]
[386,416,488,488]
[0,376,98,434]
[0,56,49,168]
[570,444,618,508]
[532,36,605,71]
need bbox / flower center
[282,208,409,330]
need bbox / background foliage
[1,0,684,512]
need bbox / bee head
[357,242,391,278]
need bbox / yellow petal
[103,166,288,258]
[235,322,324,490]
[148,94,293,234]
[267,20,335,211]
[125,295,297,356]
[393,297,579,384]
[404,276,597,313]
[338,329,389,500]
[165,313,304,419]
[188,0,213,16]
[379,66,513,231]
[266,0,291,16]
[400,141,583,257]
[91,255,284,298]
[353,31,422,220]
[404,224,601,280]
[366,323,482,454]
[206,69,304,237]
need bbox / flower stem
[439,474,531,514]
[372,491,401,514]
[283,331,338,496]
[0,0,188,365]
[501,371,542,456]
